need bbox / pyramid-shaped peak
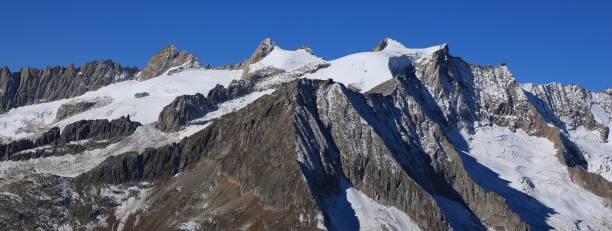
[248,38,278,64]
[260,38,276,48]
[136,44,199,81]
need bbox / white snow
[591,104,612,125]
[345,187,421,231]
[193,89,276,122]
[303,38,445,91]
[248,46,326,72]
[0,69,242,140]
[101,184,152,231]
[569,127,612,181]
[177,221,202,231]
[0,95,257,183]
[462,126,612,230]
[590,103,611,141]
[0,125,185,181]
[379,38,446,58]
[323,179,421,231]
[569,101,612,180]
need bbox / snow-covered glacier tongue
[0,38,610,231]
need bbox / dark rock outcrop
[154,73,271,132]
[0,61,137,113]
[134,92,150,98]
[156,93,216,132]
[372,38,391,51]
[0,116,141,161]
[55,101,97,120]
[0,127,60,160]
[59,116,141,143]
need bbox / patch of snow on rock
[177,221,202,231]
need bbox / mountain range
[0,38,610,230]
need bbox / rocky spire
[211,38,278,71]
[372,37,391,51]
[136,44,200,81]
[247,38,276,64]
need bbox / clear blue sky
[1,0,611,90]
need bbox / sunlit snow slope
[303,38,445,91]
[0,69,241,140]
[246,38,445,92]
[462,126,612,230]
[248,46,326,72]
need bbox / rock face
[0,61,137,112]
[55,101,98,120]
[59,116,141,142]
[247,38,276,64]
[522,83,610,141]
[156,93,216,132]
[0,116,141,161]
[372,38,391,51]
[136,44,199,81]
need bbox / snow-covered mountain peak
[259,37,276,49]
[247,44,327,72]
[373,38,447,58]
[298,45,315,55]
[246,38,278,64]
[1,38,611,231]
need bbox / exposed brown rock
[136,44,199,81]
[56,101,97,121]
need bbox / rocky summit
[0,38,610,231]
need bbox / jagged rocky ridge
[0,43,205,114]
[0,60,137,113]
[0,38,610,230]
[0,116,140,161]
